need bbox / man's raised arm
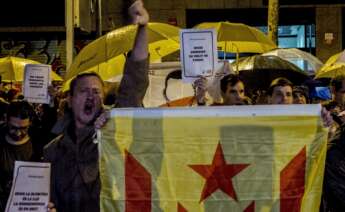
[115,0,150,107]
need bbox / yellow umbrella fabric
[65,22,180,81]
[61,57,126,92]
[0,56,62,82]
[315,50,345,79]
[194,22,277,53]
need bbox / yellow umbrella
[61,57,126,92]
[315,50,345,79]
[0,56,63,82]
[194,22,277,53]
[65,22,180,81]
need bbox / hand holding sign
[193,76,208,105]
[47,202,56,212]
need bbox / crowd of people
[0,1,345,212]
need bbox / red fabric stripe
[280,146,306,212]
[125,150,151,212]
[177,202,188,212]
[243,201,255,212]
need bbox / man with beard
[0,100,36,211]
[43,1,150,211]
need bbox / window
[256,25,315,49]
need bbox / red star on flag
[189,143,250,202]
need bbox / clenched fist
[128,0,149,26]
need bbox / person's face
[70,76,104,129]
[293,92,307,104]
[334,80,345,108]
[222,81,245,105]
[7,117,30,141]
[270,85,293,105]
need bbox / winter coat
[43,55,149,212]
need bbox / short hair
[7,100,34,121]
[331,77,345,92]
[6,89,19,102]
[163,70,181,102]
[220,74,243,93]
[293,85,309,101]
[267,77,293,96]
[69,72,104,96]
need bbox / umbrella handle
[223,42,239,72]
[224,42,227,61]
[231,43,239,72]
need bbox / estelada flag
[99,105,328,212]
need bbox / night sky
[0,0,65,27]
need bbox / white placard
[5,161,51,212]
[23,64,51,104]
[180,29,218,82]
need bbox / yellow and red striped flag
[99,105,327,212]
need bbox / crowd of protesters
[0,1,345,212]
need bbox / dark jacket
[0,126,34,211]
[322,126,345,212]
[43,56,149,212]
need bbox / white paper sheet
[180,29,218,83]
[5,161,51,212]
[23,64,51,104]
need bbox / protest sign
[180,29,218,82]
[23,64,51,104]
[6,161,51,212]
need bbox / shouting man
[43,1,150,211]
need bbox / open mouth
[84,101,94,115]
